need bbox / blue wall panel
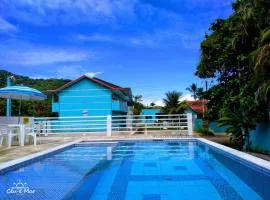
[250,123,270,152]
[55,79,112,117]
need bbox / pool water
[0,140,269,200]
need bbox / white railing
[33,113,193,136]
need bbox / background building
[48,75,132,117]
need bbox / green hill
[0,70,70,117]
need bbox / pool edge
[197,138,270,171]
[0,140,82,173]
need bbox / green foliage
[162,91,187,114]
[196,0,270,149]
[186,83,203,100]
[132,95,144,115]
[195,127,215,136]
[0,70,69,117]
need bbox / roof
[47,75,132,98]
[186,101,207,114]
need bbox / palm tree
[252,28,270,111]
[162,91,186,114]
[150,102,156,107]
[186,83,203,100]
[218,111,256,150]
[132,95,144,115]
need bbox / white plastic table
[8,124,25,146]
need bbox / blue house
[47,75,132,133]
[48,75,132,117]
[185,101,229,134]
[141,108,161,123]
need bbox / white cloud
[153,100,165,107]
[1,0,137,25]
[85,72,103,78]
[0,46,94,66]
[130,37,156,47]
[180,94,195,101]
[0,17,18,32]
[53,66,103,79]
[55,66,84,79]
[142,99,164,107]
[75,28,202,49]
[143,94,194,107]
[76,34,114,42]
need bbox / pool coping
[0,137,269,173]
[197,138,270,171]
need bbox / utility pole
[6,76,13,116]
[205,80,208,91]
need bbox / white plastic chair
[0,126,6,146]
[0,132,3,146]
[0,126,19,148]
[24,125,37,146]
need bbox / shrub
[195,127,215,136]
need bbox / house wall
[50,78,133,133]
[250,123,270,152]
[141,109,161,123]
[185,109,228,133]
[54,79,112,117]
[184,108,197,119]
[209,122,229,134]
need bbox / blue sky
[0,0,233,105]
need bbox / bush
[195,127,215,136]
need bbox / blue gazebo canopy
[0,86,46,100]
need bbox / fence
[33,113,193,136]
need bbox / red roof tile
[186,100,207,114]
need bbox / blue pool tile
[143,194,161,200]
[159,157,170,161]
[1,140,269,200]
[174,166,187,171]
[144,163,157,168]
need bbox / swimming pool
[0,139,269,199]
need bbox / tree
[150,102,156,107]
[162,91,186,114]
[253,28,270,104]
[0,70,69,117]
[186,83,203,100]
[132,95,144,115]
[196,0,270,149]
